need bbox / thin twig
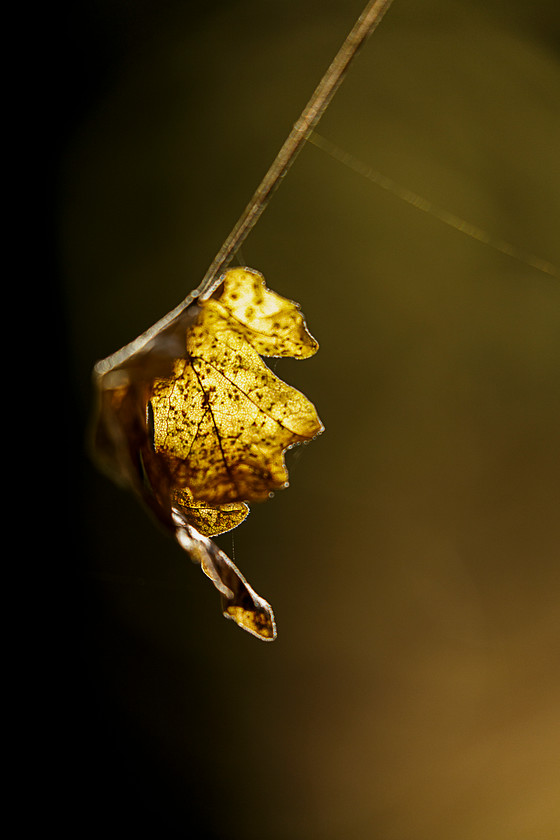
[95,0,394,375]
[197,0,394,300]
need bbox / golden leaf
[149,268,322,504]
[91,267,322,640]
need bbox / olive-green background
[57,1,559,836]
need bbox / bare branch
[95,0,394,375]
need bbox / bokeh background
[54,1,560,836]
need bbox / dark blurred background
[50,1,560,836]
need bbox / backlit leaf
[91,267,322,640]
[150,268,322,504]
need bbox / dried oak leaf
[150,267,322,504]
[92,267,323,640]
